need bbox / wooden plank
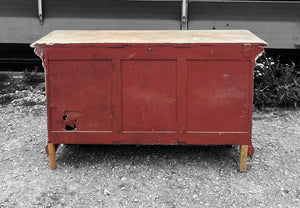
[176,59,187,134]
[46,45,247,60]
[48,131,250,145]
[239,145,248,172]
[112,59,122,133]
[30,30,267,47]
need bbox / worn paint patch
[63,111,82,120]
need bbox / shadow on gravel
[56,144,239,170]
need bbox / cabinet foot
[239,145,248,172]
[48,143,56,170]
[248,144,254,157]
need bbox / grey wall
[0,0,181,44]
[189,2,300,49]
[0,0,299,48]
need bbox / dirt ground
[0,79,300,207]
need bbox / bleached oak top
[30,30,267,47]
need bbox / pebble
[103,188,111,196]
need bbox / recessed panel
[187,61,250,132]
[49,61,112,131]
[121,60,177,131]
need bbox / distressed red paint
[32,32,266,169]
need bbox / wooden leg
[239,145,248,172]
[48,143,56,170]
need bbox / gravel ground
[0,99,300,207]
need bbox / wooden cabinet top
[31,30,267,47]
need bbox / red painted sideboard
[31,30,267,171]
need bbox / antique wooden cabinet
[31,30,267,171]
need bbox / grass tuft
[254,54,300,108]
